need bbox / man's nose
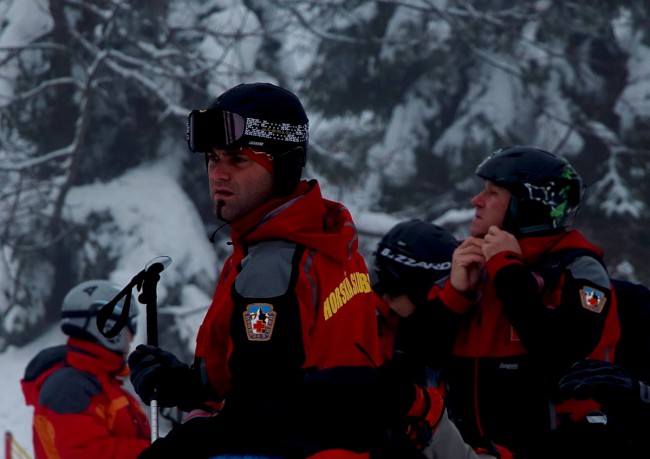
[209,161,230,179]
[470,192,483,207]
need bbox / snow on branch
[0,145,74,171]
[590,153,644,218]
[585,121,644,217]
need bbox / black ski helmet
[372,219,459,298]
[188,82,309,196]
[475,146,585,236]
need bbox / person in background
[21,280,150,459]
[399,146,621,458]
[371,219,459,376]
[127,82,447,459]
[371,219,513,459]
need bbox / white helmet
[61,280,138,353]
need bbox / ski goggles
[187,108,309,153]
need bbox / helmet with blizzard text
[372,220,459,299]
[476,146,585,237]
[188,82,309,196]
[61,280,138,354]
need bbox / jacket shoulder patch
[579,286,607,313]
[243,303,276,341]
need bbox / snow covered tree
[0,0,242,348]
[1,0,649,349]
[296,0,650,276]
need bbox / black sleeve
[494,255,612,372]
[228,240,306,394]
[140,365,420,459]
[395,295,466,371]
[283,365,420,453]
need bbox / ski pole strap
[96,271,144,338]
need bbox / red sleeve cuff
[438,279,476,314]
[485,250,525,279]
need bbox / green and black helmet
[476,146,585,236]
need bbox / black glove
[555,360,650,458]
[128,344,208,410]
[557,360,645,409]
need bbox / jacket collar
[519,229,603,262]
[66,337,129,377]
[227,179,360,262]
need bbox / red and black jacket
[397,230,620,458]
[21,338,150,459]
[195,179,382,400]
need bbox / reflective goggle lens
[187,109,246,152]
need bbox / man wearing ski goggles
[187,107,309,155]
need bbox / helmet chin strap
[502,195,520,236]
[503,194,560,238]
[276,145,306,166]
[272,147,305,197]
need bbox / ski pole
[139,257,172,442]
[97,256,172,443]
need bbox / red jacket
[398,230,620,458]
[22,338,150,459]
[195,179,382,399]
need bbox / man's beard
[214,199,230,223]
